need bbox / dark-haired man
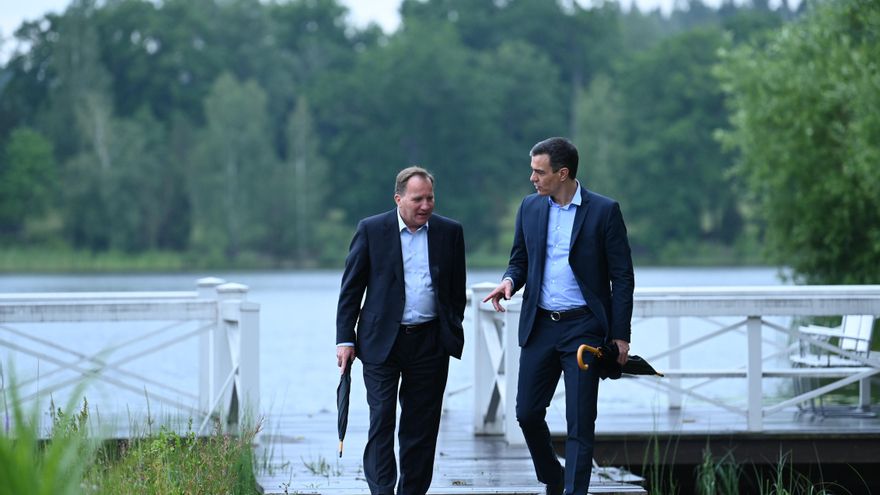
[483,137,634,495]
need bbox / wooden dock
[583,403,880,492]
[256,406,646,495]
[255,399,880,494]
[585,403,880,466]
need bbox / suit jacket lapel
[570,185,590,249]
[385,211,404,285]
[534,197,550,282]
[428,221,441,285]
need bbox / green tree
[617,27,738,261]
[311,20,566,253]
[311,21,500,249]
[271,95,329,264]
[0,128,57,238]
[190,73,276,260]
[572,73,625,201]
[717,0,880,283]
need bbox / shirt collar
[397,209,429,233]
[547,180,583,210]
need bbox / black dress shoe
[545,479,564,495]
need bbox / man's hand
[612,339,629,366]
[481,279,513,312]
[337,345,356,374]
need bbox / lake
[0,267,789,425]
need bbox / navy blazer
[503,186,634,346]
[336,209,467,364]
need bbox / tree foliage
[717,0,880,283]
[0,0,799,267]
[0,128,57,237]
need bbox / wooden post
[746,316,763,431]
[216,283,248,426]
[668,316,682,410]
[471,283,499,435]
[504,300,525,445]
[197,277,225,415]
[238,300,261,434]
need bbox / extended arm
[483,201,527,311]
[336,221,370,373]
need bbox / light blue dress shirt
[539,183,588,311]
[398,211,437,325]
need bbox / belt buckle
[550,311,561,322]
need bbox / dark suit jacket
[336,209,466,364]
[503,186,634,346]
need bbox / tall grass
[0,372,98,495]
[696,447,740,495]
[691,447,856,495]
[636,431,865,495]
[641,434,679,495]
[85,418,260,495]
[0,367,261,495]
[751,451,850,495]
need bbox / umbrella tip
[339,440,343,458]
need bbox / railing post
[668,316,682,410]
[859,377,872,411]
[238,300,260,434]
[216,283,249,427]
[197,277,225,415]
[471,283,499,435]
[746,316,763,431]
[504,301,525,445]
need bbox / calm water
[0,267,789,423]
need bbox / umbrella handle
[339,440,343,458]
[576,344,601,370]
[577,345,589,370]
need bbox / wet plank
[256,407,646,495]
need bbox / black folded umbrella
[577,343,664,379]
[337,365,351,457]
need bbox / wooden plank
[0,300,216,322]
[657,367,878,378]
[256,408,646,495]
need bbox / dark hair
[395,166,435,196]
[530,137,579,179]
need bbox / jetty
[2,279,879,493]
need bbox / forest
[1,0,877,283]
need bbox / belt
[538,306,590,322]
[400,319,437,334]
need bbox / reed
[0,366,261,495]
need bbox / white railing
[470,283,880,443]
[0,278,259,435]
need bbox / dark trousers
[361,321,450,495]
[516,310,604,495]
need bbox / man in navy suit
[336,166,466,495]
[483,137,634,495]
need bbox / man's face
[395,175,435,230]
[530,154,566,197]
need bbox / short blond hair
[395,166,435,195]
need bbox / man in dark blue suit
[336,166,466,495]
[484,137,634,495]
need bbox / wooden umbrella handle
[577,344,602,370]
